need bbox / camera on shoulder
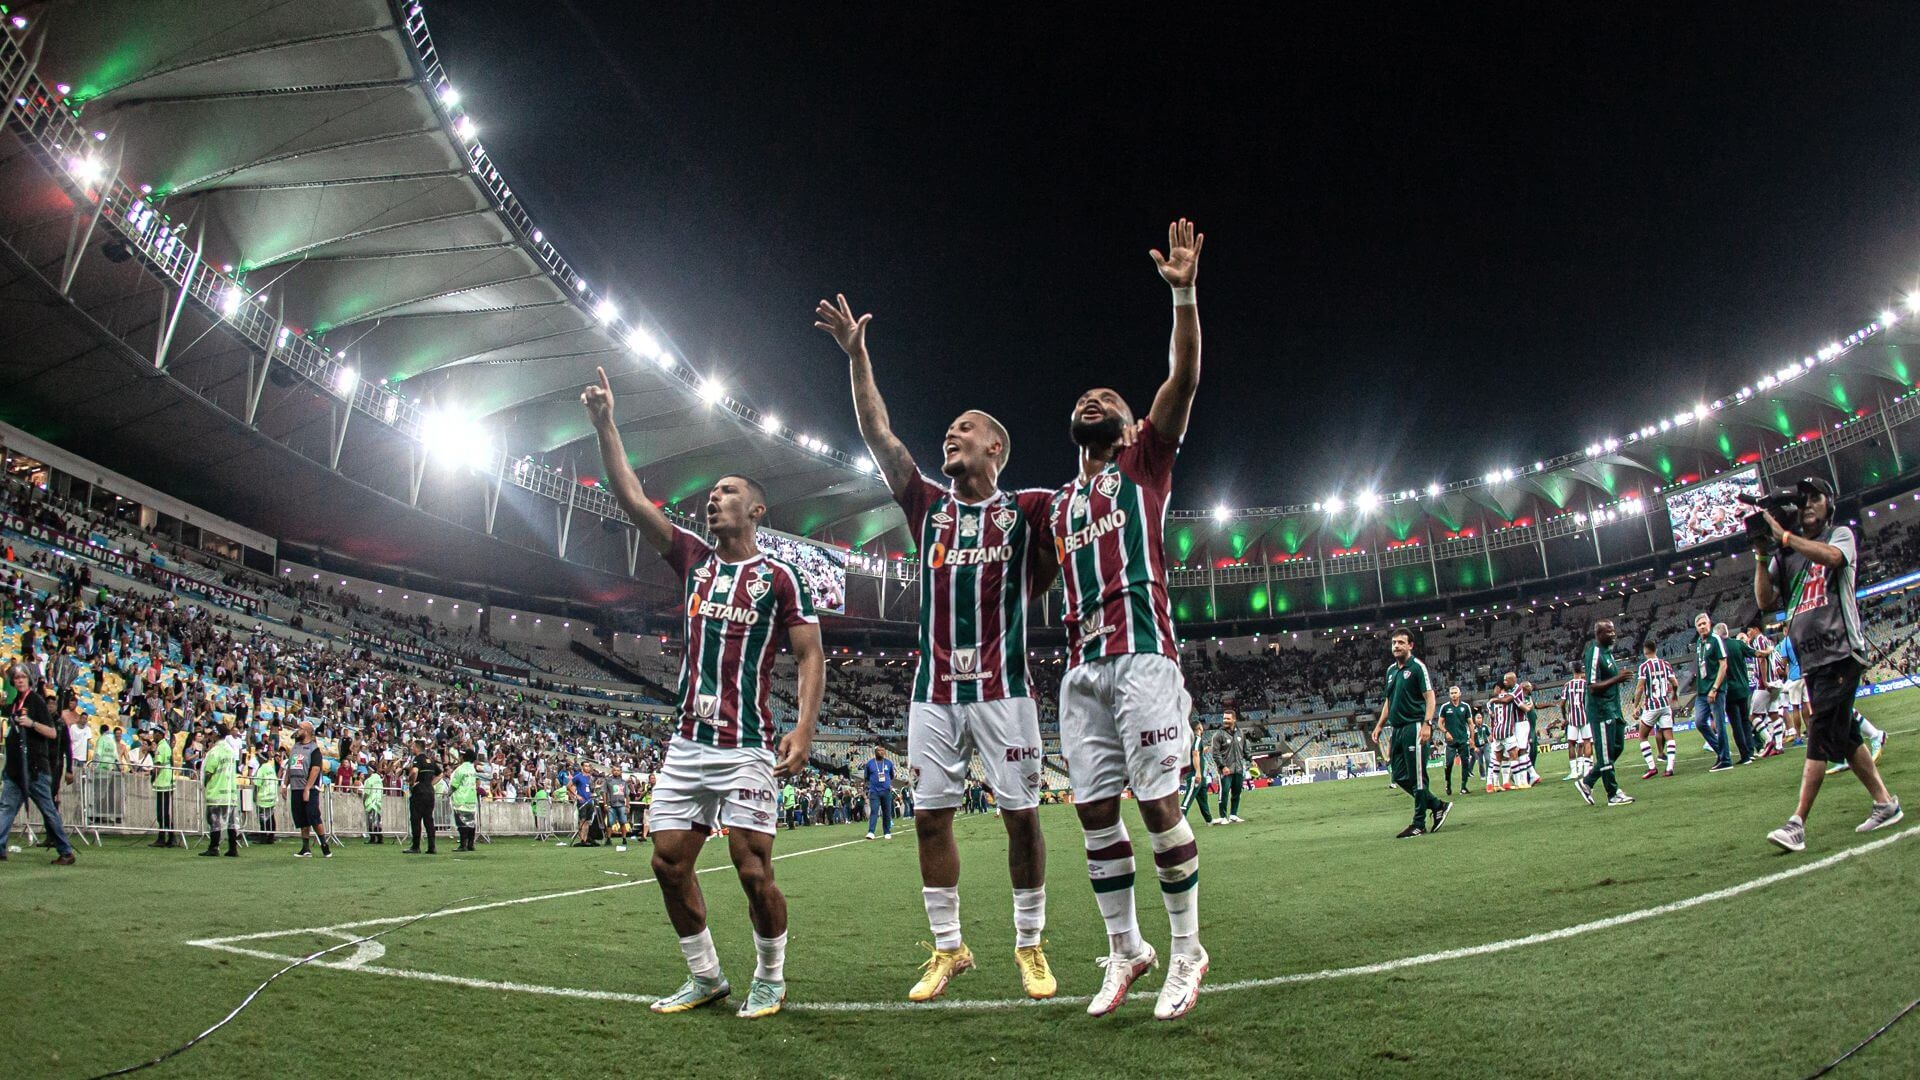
[1738,488,1801,552]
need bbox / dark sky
[425,1,1920,511]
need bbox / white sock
[1639,741,1654,770]
[1082,822,1144,956]
[922,886,962,951]
[1148,820,1202,959]
[1664,741,1677,772]
[753,931,787,983]
[678,928,721,979]
[1859,717,1884,741]
[1012,886,1045,949]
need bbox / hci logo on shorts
[1139,724,1182,747]
[1003,745,1041,762]
[737,787,774,803]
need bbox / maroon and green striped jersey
[898,476,1054,704]
[665,527,818,749]
[1049,417,1180,668]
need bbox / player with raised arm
[582,368,825,1021]
[1050,219,1208,1020]
[815,293,1060,1004]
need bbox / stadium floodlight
[1324,494,1346,513]
[219,286,245,318]
[334,366,359,396]
[454,116,478,142]
[1355,491,1380,514]
[759,413,781,434]
[1882,309,1899,327]
[65,154,103,186]
[1757,374,1775,390]
[420,409,493,471]
[1212,504,1231,523]
[1906,291,1920,313]
[594,299,619,324]
[438,84,460,107]
[1425,482,1441,497]
[1692,403,1708,422]
[531,229,543,243]
[697,377,724,406]
[9,16,26,29]
[855,455,875,474]
[625,328,658,358]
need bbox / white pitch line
[187,830,899,949]
[190,822,1920,1014]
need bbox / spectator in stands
[0,664,75,864]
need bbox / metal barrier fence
[1,771,582,847]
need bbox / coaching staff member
[1754,477,1901,852]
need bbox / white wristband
[1171,286,1196,307]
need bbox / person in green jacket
[362,767,385,844]
[200,724,240,858]
[148,729,178,848]
[532,784,551,841]
[781,781,798,831]
[253,750,280,841]
[449,748,479,852]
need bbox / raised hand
[813,293,873,359]
[581,366,615,430]
[1150,218,1204,289]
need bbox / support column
[328,404,351,470]
[153,225,204,371]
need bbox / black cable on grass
[87,896,478,1080]
[1803,993,1920,1080]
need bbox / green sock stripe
[1090,873,1135,894]
[1159,871,1199,894]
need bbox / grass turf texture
[5,695,1920,1079]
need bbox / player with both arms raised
[583,367,826,1020]
[1050,219,1210,1020]
[816,290,1061,1004]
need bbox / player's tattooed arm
[582,366,676,555]
[816,293,917,496]
[1147,218,1203,442]
[778,622,826,780]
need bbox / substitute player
[1438,685,1474,796]
[1632,641,1679,778]
[1574,620,1635,807]
[1049,218,1208,1020]
[816,293,1058,1003]
[584,368,824,1021]
[1559,663,1590,782]
[1369,629,1451,837]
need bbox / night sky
[425,1,1920,511]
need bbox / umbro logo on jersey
[1095,473,1121,498]
[932,511,954,526]
[692,568,712,580]
[992,508,1018,531]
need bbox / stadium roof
[3,0,1918,605]
[18,0,903,548]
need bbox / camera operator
[0,664,76,864]
[1752,477,1903,851]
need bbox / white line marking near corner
[186,830,898,950]
[190,822,1918,1014]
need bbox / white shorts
[1780,678,1807,708]
[1059,653,1189,803]
[1502,720,1532,753]
[1638,705,1674,730]
[1750,689,1773,716]
[909,697,1043,812]
[1566,722,1592,743]
[648,736,779,835]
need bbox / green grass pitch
[6,692,1920,1079]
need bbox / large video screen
[1665,468,1762,550]
[760,532,849,614]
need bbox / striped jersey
[1636,657,1676,709]
[1487,693,1514,739]
[665,527,818,749]
[1050,418,1180,667]
[897,476,1053,704]
[1561,676,1587,725]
